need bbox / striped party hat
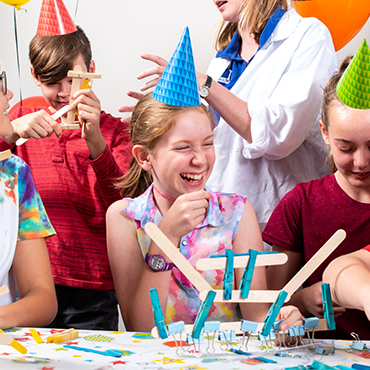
[153,27,200,107]
[36,0,77,36]
[336,39,370,109]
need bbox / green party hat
[153,27,201,107]
[336,39,370,109]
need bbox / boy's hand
[69,88,105,160]
[159,189,211,246]
[6,110,62,144]
[70,88,101,140]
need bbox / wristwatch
[145,253,174,272]
[199,75,212,98]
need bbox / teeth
[181,173,202,181]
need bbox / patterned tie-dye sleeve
[17,161,55,241]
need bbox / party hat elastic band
[36,0,77,36]
[336,39,370,109]
[153,27,201,107]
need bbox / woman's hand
[117,54,168,124]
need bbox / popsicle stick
[0,286,9,297]
[144,222,213,292]
[0,150,11,162]
[0,333,27,354]
[151,318,329,338]
[0,332,13,345]
[283,229,346,298]
[16,104,70,146]
[196,253,288,270]
[29,329,43,344]
[199,289,280,303]
[66,65,83,125]
[60,123,80,130]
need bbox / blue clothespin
[223,249,234,300]
[149,288,168,339]
[192,290,216,340]
[321,283,335,331]
[239,249,258,298]
[261,289,288,336]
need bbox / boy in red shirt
[0,0,131,330]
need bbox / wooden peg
[65,65,102,126]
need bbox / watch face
[149,256,165,271]
[199,86,209,98]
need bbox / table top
[0,327,369,369]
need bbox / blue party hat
[153,27,201,107]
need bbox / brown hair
[115,93,215,199]
[321,55,353,172]
[29,26,92,83]
[215,0,288,51]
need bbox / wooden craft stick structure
[0,150,11,162]
[65,65,101,125]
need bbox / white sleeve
[244,19,337,160]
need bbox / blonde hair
[215,0,288,51]
[321,55,353,173]
[115,93,215,198]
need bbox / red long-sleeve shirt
[0,106,132,290]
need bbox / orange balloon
[0,0,30,10]
[292,0,370,51]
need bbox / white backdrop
[0,0,369,118]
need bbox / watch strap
[204,75,212,89]
[145,253,174,272]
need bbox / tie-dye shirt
[124,184,246,324]
[0,155,55,305]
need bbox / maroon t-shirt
[263,174,370,339]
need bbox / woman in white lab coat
[121,0,337,231]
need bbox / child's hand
[159,189,211,245]
[296,281,346,318]
[70,88,101,140]
[277,305,303,331]
[9,110,62,143]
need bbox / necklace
[153,185,176,202]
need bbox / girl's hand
[159,189,211,245]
